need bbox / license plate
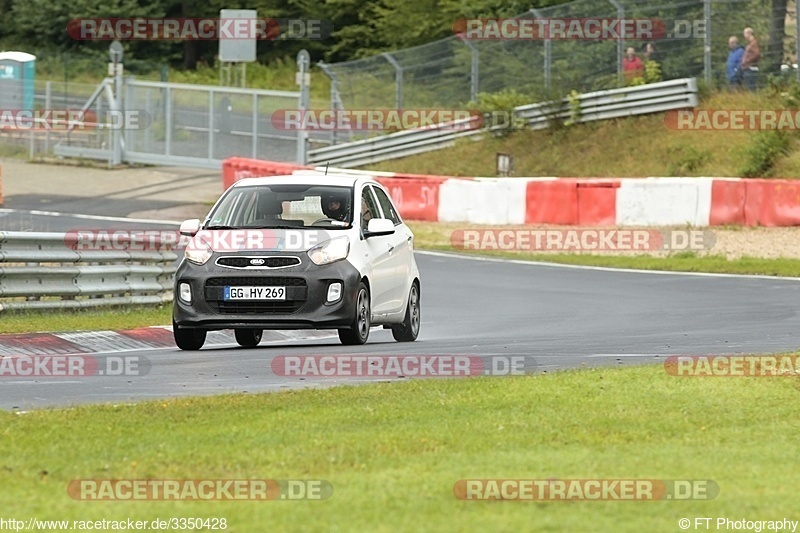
[224,286,286,300]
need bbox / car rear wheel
[338,283,370,345]
[392,282,420,342]
[173,319,207,351]
[235,328,263,348]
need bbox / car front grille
[216,256,301,269]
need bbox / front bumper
[173,253,361,331]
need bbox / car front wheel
[235,328,263,348]
[338,282,370,345]
[173,319,207,351]
[392,282,420,342]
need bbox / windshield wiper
[204,225,237,230]
[247,224,305,230]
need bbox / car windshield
[205,184,354,230]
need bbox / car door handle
[388,244,394,254]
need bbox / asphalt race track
[3,251,800,410]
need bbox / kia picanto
[172,173,421,350]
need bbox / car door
[371,184,411,313]
[359,185,395,316]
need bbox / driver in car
[321,193,351,223]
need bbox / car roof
[231,172,375,189]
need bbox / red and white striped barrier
[222,158,800,227]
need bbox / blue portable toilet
[0,51,36,110]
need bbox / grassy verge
[365,91,800,178]
[408,222,800,277]
[0,306,171,334]
[3,364,799,530]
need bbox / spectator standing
[741,27,760,91]
[643,42,658,63]
[726,36,744,90]
[623,47,644,81]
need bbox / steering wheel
[312,218,337,225]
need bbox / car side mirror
[365,218,395,237]
[179,219,201,237]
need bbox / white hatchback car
[172,173,421,350]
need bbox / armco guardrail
[0,232,177,312]
[307,116,483,168]
[307,78,699,168]
[516,77,699,129]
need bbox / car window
[361,186,379,228]
[371,186,402,225]
[205,185,354,229]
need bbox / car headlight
[185,237,213,265]
[308,236,350,266]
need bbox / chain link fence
[319,0,789,111]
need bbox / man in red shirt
[623,47,644,82]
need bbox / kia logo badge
[250,258,265,266]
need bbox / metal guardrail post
[382,52,404,109]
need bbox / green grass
[0,306,171,334]
[365,90,800,178]
[3,365,800,530]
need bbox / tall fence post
[208,89,215,161]
[252,93,259,158]
[608,0,624,80]
[44,81,51,155]
[531,9,551,92]
[796,2,800,83]
[113,61,124,165]
[382,52,404,109]
[704,0,712,85]
[318,61,345,146]
[462,39,479,102]
[296,49,311,165]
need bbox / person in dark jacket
[726,36,745,90]
[741,27,761,91]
